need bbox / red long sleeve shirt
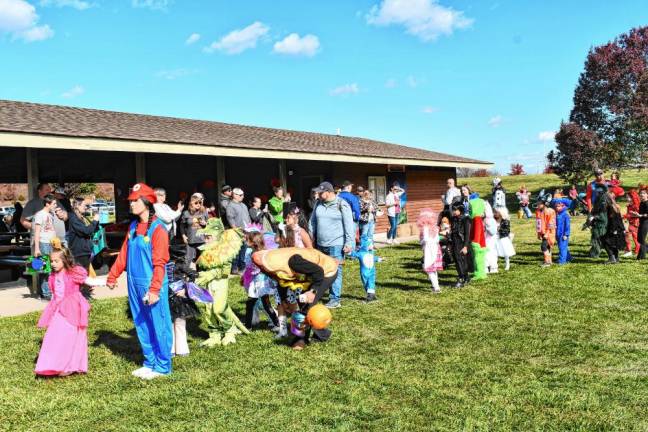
[107,219,169,295]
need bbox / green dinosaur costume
[195,218,249,347]
[469,197,488,281]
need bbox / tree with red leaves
[549,26,648,181]
[509,164,525,176]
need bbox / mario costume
[108,183,173,378]
[347,236,381,302]
[469,195,488,280]
[552,197,572,264]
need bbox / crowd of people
[24,168,648,379]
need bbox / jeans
[232,243,247,273]
[387,216,398,240]
[360,221,375,243]
[522,206,532,219]
[317,245,343,302]
[38,242,52,298]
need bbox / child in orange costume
[535,193,556,267]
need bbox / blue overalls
[127,219,173,375]
[348,238,378,294]
[556,204,572,265]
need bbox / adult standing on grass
[219,185,233,228]
[309,181,354,309]
[491,178,507,210]
[586,168,608,212]
[66,197,100,271]
[359,190,379,243]
[588,183,609,258]
[516,185,532,219]
[632,187,648,259]
[442,178,461,215]
[338,181,361,229]
[153,188,184,240]
[269,186,289,226]
[226,188,251,275]
[107,183,172,380]
[385,182,405,245]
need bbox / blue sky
[1,0,648,173]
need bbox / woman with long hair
[67,196,100,270]
[602,191,627,264]
[107,183,172,380]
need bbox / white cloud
[330,83,359,96]
[0,0,54,42]
[40,0,91,10]
[366,0,474,42]
[185,32,200,45]
[132,0,171,11]
[62,84,84,98]
[538,131,556,142]
[18,23,52,40]
[273,33,320,57]
[155,68,196,80]
[422,106,439,114]
[488,115,503,127]
[385,78,397,88]
[204,21,269,55]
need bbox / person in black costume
[449,199,472,288]
[602,191,626,264]
[633,188,648,260]
[167,243,200,356]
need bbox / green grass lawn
[2,217,648,431]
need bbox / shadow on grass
[186,318,209,340]
[92,329,142,365]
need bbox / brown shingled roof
[0,99,489,165]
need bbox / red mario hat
[127,183,157,203]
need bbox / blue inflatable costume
[553,197,572,264]
[347,237,381,302]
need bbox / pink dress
[421,226,443,273]
[35,266,91,376]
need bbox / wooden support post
[135,152,146,183]
[26,148,39,200]
[279,159,287,191]
[216,156,226,189]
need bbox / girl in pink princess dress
[35,242,104,377]
[417,209,444,293]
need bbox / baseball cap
[54,187,66,195]
[232,188,244,196]
[357,186,365,192]
[342,180,353,187]
[594,168,604,176]
[313,181,334,193]
[221,185,232,192]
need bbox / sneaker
[364,293,378,303]
[274,325,288,339]
[324,300,341,309]
[623,251,633,258]
[432,287,441,294]
[454,279,465,288]
[140,370,166,380]
[131,367,152,378]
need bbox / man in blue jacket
[338,181,361,224]
[309,181,355,309]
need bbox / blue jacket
[338,191,361,222]
[309,197,355,249]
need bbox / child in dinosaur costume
[469,195,488,280]
[195,218,249,347]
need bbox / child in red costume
[624,189,641,257]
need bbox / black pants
[451,244,469,280]
[244,295,279,329]
[74,255,91,270]
[638,221,648,260]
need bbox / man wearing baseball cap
[219,185,233,228]
[309,181,355,309]
[107,183,173,380]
